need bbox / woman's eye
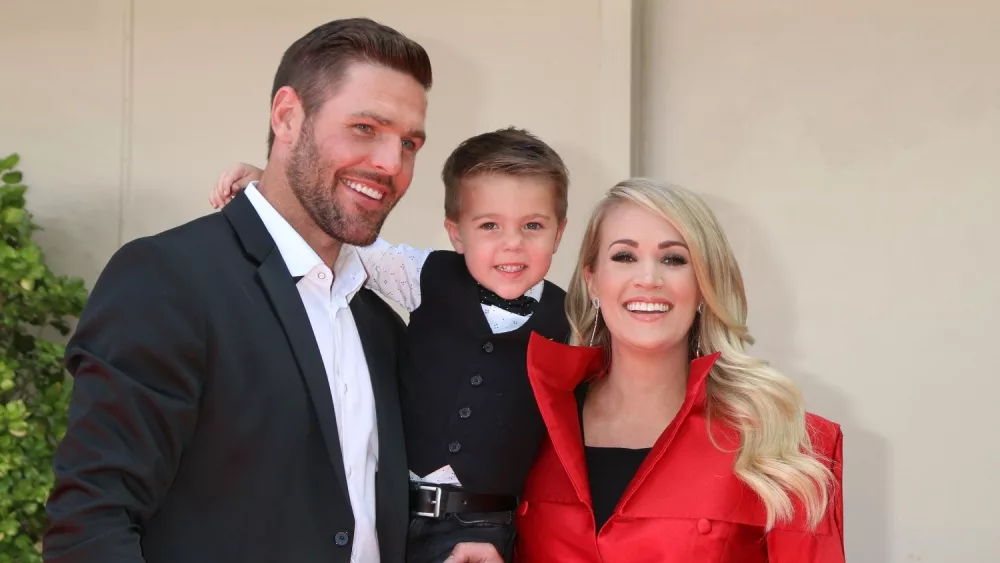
[663,254,688,266]
[610,251,636,263]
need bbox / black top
[584,446,651,531]
[400,250,570,496]
[577,383,652,532]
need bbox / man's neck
[256,167,342,268]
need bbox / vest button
[470,374,483,386]
[482,341,494,353]
[334,531,350,546]
[459,407,471,419]
[448,441,462,453]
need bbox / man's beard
[285,127,396,247]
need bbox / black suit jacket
[43,192,409,563]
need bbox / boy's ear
[552,217,568,254]
[444,218,465,254]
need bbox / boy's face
[444,174,567,300]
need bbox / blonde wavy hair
[565,178,835,531]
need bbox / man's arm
[43,237,207,563]
[354,238,433,312]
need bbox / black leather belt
[409,484,518,519]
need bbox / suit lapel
[222,192,349,501]
[257,250,350,500]
[351,291,407,563]
[349,291,404,460]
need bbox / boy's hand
[210,162,263,209]
[444,542,504,563]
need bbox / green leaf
[0,154,18,173]
[1,172,22,185]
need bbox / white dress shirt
[245,183,379,563]
[354,237,544,486]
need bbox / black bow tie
[478,285,537,316]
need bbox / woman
[510,178,844,562]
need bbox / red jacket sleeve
[766,424,845,562]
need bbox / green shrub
[0,153,88,563]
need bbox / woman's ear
[583,267,596,302]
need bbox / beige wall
[1,0,631,287]
[637,0,999,561]
[3,0,998,561]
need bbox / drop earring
[693,302,704,358]
[589,297,600,346]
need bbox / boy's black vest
[400,251,569,497]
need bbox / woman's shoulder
[804,412,844,462]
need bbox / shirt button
[318,272,327,280]
[482,341,494,353]
[458,407,471,419]
[448,441,462,453]
[470,374,483,386]
[334,531,350,546]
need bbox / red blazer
[514,334,845,563]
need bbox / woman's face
[585,202,701,354]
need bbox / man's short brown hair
[441,127,569,221]
[267,18,433,156]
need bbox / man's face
[285,62,427,246]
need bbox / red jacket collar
[526,332,721,397]
[526,332,722,508]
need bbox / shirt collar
[244,181,366,302]
[331,245,367,303]
[524,280,545,301]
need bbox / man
[44,18,432,563]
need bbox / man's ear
[270,86,305,150]
[552,217,568,254]
[444,218,464,253]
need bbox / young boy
[211,127,571,563]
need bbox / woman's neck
[603,341,690,407]
[583,341,690,448]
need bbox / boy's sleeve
[355,238,433,312]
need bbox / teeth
[625,301,671,312]
[496,264,525,273]
[342,179,383,200]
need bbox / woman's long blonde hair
[566,178,835,531]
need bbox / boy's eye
[479,222,499,230]
[402,139,416,150]
[354,124,374,133]
[524,222,543,230]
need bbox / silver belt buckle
[415,485,443,518]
